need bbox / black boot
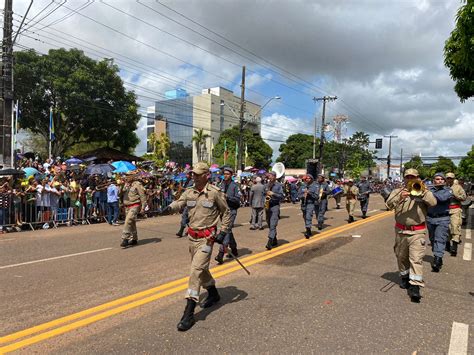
[445,241,451,252]
[202,286,220,308]
[408,284,421,303]
[451,241,458,257]
[432,256,443,272]
[399,277,410,289]
[120,239,128,248]
[177,299,196,331]
[265,238,273,250]
[317,223,323,230]
[272,237,278,247]
[362,212,367,219]
[176,225,185,238]
[348,216,354,223]
[304,227,312,239]
[214,251,224,264]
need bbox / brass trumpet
[406,180,426,197]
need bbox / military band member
[163,162,231,331]
[386,168,436,303]
[427,173,453,272]
[315,174,331,230]
[249,176,265,230]
[176,172,194,238]
[265,171,284,250]
[343,179,359,223]
[299,174,319,238]
[120,171,146,248]
[356,175,371,219]
[215,167,240,264]
[446,172,467,256]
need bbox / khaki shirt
[169,183,231,232]
[344,185,359,201]
[386,189,437,234]
[449,183,467,213]
[122,180,146,209]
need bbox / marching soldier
[446,173,467,256]
[427,173,453,272]
[343,179,359,223]
[120,171,146,248]
[386,168,436,303]
[356,175,371,219]
[162,162,231,331]
[315,174,331,230]
[215,167,240,264]
[299,174,319,238]
[176,171,194,238]
[265,171,284,250]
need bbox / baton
[226,250,251,275]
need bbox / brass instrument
[406,180,426,197]
[265,182,274,210]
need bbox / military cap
[223,167,234,174]
[434,172,446,180]
[268,171,277,176]
[446,172,455,179]
[304,174,314,180]
[404,168,419,177]
[191,162,210,175]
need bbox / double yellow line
[0,211,392,353]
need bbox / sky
[9,0,474,163]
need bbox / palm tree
[192,128,210,161]
[157,133,170,160]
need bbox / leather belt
[395,222,426,231]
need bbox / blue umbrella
[174,173,187,182]
[111,161,137,173]
[85,164,115,175]
[23,167,40,178]
[209,167,220,173]
[65,157,83,165]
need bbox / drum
[331,186,343,197]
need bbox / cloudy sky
[10,0,473,162]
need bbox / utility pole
[400,148,403,178]
[238,66,245,172]
[0,0,14,168]
[384,135,397,180]
[313,96,337,174]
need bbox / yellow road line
[0,211,392,353]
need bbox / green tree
[192,128,210,161]
[444,0,474,102]
[276,133,314,168]
[403,156,430,179]
[14,48,140,156]
[429,156,457,176]
[213,126,272,169]
[457,145,474,180]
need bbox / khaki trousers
[394,231,426,287]
[122,206,139,241]
[449,208,462,243]
[186,236,215,301]
[346,199,356,216]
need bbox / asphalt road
[0,196,472,354]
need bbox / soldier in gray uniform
[176,172,194,238]
[427,172,453,272]
[315,174,331,230]
[215,167,240,264]
[249,176,265,230]
[298,174,319,238]
[357,175,372,219]
[265,171,284,250]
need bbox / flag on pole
[49,107,55,142]
[223,139,228,162]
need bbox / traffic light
[375,138,383,149]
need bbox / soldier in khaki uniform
[164,162,231,332]
[446,172,467,256]
[120,172,146,248]
[343,179,359,223]
[386,168,437,302]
